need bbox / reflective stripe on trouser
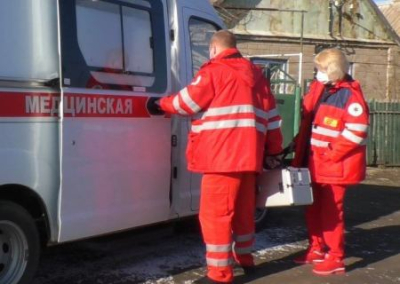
[200,173,256,283]
[305,183,346,260]
[232,232,255,266]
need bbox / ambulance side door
[174,2,223,212]
[57,0,172,242]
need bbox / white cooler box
[256,167,313,208]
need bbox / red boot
[294,249,325,264]
[313,254,345,275]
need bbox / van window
[60,0,167,93]
[77,1,122,70]
[123,7,153,74]
[189,18,219,76]
[0,1,58,84]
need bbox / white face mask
[316,71,330,84]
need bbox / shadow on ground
[33,177,400,283]
[234,182,400,283]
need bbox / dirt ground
[234,167,400,284]
[32,167,400,284]
[167,167,400,284]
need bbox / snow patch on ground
[33,224,307,284]
[120,226,306,283]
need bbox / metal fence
[269,67,301,148]
[367,101,400,166]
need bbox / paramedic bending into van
[153,30,283,284]
[291,48,369,276]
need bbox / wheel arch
[0,184,50,246]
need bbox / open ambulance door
[57,0,172,242]
[173,1,224,212]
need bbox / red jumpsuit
[160,48,283,283]
[293,76,369,261]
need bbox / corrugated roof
[379,1,400,35]
[214,0,400,45]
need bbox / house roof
[379,1,400,36]
[213,0,400,45]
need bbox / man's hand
[264,155,282,170]
[147,97,164,115]
[285,141,296,154]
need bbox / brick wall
[236,39,399,101]
[349,48,388,101]
[391,46,400,101]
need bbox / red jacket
[293,77,369,184]
[160,48,283,173]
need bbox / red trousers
[305,183,347,260]
[199,172,256,283]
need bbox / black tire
[0,201,40,284]
[254,207,268,232]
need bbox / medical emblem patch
[348,103,363,117]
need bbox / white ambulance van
[0,0,225,283]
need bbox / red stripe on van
[63,93,150,118]
[0,91,58,117]
[0,91,164,118]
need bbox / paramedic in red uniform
[156,30,283,284]
[292,48,369,275]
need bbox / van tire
[0,201,40,284]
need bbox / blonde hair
[314,48,349,82]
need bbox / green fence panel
[271,80,301,149]
[367,100,400,166]
[275,94,296,147]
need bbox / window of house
[252,58,288,81]
[188,18,219,76]
[251,58,295,95]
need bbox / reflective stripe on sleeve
[255,107,269,120]
[267,120,282,130]
[180,87,201,113]
[312,126,340,137]
[345,123,368,132]
[342,129,365,144]
[206,257,233,267]
[310,138,329,147]
[206,244,232,253]
[173,96,188,115]
[267,108,279,119]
